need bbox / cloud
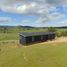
[59,20,67,24]
[36,12,65,23]
[46,0,67,5]
[48,12,65,21]
[0,0,66,14]
[0,0,67,23]
[0,17,14,23]
[0,0,67,6]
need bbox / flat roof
[20,32,55,37]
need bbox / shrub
[56,31,63,37]
[47,27,57,32]
[62,30,67,36]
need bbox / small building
[19,32,55,45]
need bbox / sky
[0,0,67,27]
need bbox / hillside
[0,39,67,67]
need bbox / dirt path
[0,37,67,44]
[45,37,67,44]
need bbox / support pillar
[32,36,34,42]
[41,35,43,40]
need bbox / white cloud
[0,0,66,15]
[36,12,66,23]
[0,0,62,14]
[0,17,14,23]
[59,20,67,24]
[0,0,67,6]
[48,12,65,21]
[0,0,67,23]
[46,0,67,5]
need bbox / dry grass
[32,37,67,46]
[40,37,67,44]
[0,37,67,67]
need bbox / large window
[26,36,32,43]
[42,35,48,41]
[34,36,41,41]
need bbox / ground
[0,37,67,67]
[45,37,67,44]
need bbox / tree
[47,27,57,32]
[3,27,8,33]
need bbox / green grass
[0,28,47,41]
[0,28,67,41]
[0,28,67,67]
[0,42,67,67]
[0,28,47,33]
[0,33,19,41]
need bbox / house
[19,32,55,45]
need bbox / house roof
[20,32,55,37]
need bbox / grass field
[0,28,67,67]
[0,29,47,41]
[0,28,67,41]
[0,33,19,41]
[0,41,67,67]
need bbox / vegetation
[47,27,57,32]
[0,27,47,41]
[0,27,47,33]
[0,27,67,41]
[0,41,67,67]
[0,33,18,41]
[0,26,67,67]
[47,27,67,37]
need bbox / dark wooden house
[19,32,55,45]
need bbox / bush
[56,30,67,37]
[62,31,67,36]
[56,31,63,37]
[47,27,57,32]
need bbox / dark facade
[19,32,55,45]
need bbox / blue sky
[0,0,67,27]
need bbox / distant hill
[55,26,67,29]
[38,26,67,29]
[0,26,15,29]
[18,26,34,28]
[0,26,67,29]
[0,26,34,29]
